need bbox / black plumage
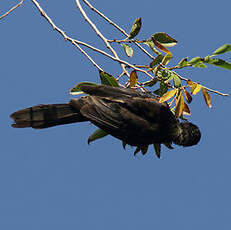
[10,85,201,148]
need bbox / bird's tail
[10,103,86,129]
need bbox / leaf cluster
[71,18,230,158]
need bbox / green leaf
[142,78,158,87]
[164,73,174,83]
[177,57,188,67]
[173,75,181,88]
[99,71,119,87]
[193,63,207,68]
[157,69,171,80]
[128,17,142,39]
[70,82,98,95]
[152,32,177,47]
[153,82,168,96]
[188,56,202,65]
[153,143,161,158]
[144,40,161,55]
[212,44,231,56]
[203,57,231,70]
[150,55,164,67]
[122,44,133,57]
[88,129,108,144]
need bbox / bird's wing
[72,95,174,145]
[79,84,152,99]
[78,84,175,123]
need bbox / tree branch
[81,0,155,59]
[0,0,24,20]
[29,0,153,79]
[30,0,103,71]
[171,70,229,97]
[75,0,129,76]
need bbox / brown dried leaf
[152,39,170,53]
[159,89,177,103]
[183,89,192,103]
[129,70,138,87]
[183,102,191,116]
[202,87,212,108]
[175,91,184,118]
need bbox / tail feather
[10,103,86,129]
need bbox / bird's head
[173,122,201,147]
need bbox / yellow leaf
[162,52,173,65]
[183,102,191,116]
[159,89,177,103]
[175,91,184,118]
[187,79,194,87]
[183,89,192,103]
[129,70,138,87]
[191,83,202,95]
[202,87,212,108]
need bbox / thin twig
[74,39,154,78]
[30,0,103,71]
[108,39,143,43]
[0,0,24,20]
[75,0,129,77]
[30,0,153,79]
[82,0,155,60]
[82,0,127,36]
[171,70,229,96]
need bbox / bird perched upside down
[10,85,201,154]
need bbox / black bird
[10,85,201,149]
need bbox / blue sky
[1,0,231,229]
